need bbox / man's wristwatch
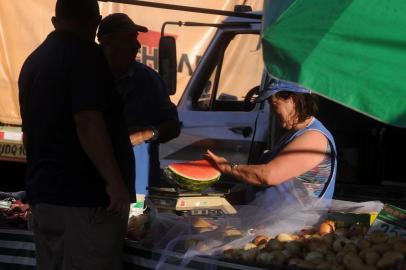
[147,126,159,143]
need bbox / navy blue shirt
[116,61,178,186]
[19,31,135,207]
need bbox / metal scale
[146,186,237,216]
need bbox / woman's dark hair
[274,91,319,122]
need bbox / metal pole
[98,0,262,19]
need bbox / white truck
[139,4,406,206]
[158,14,268,169]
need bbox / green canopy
[262,0,406,127]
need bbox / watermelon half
[164,159,221,191]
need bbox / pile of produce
[164,159,221,191]
[222,220,406,270]
[0,199,29,229]
[127,213,150,241]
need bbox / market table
[0,228,276,270]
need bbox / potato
[325,251,337,263]
[281,248,293,259]
[369,231,389,244]
[387,236,401,245]
[319,220,336,236]
[276,233,295,242]
[303,234,313,239]
[256,251,273,265]
[223,248,241,260]
[284,241,302,255]
[300,228,318,235]
[376,250,404,269]
[305,251,324,264]
[265,238,284,251]
[268,250,287,265]
[243,242,257,250]
[331,262,346,270]
[252,235,269,246]
[322,232,336,246]
[392,239,406,254]
[308,238,329,253]
[354,265,377,270]
[310,234,323,240]
[335,228,349,238]
[357,239,372,250]
[348,223,368,238]
[257,243,267,251]
[296,260,316,269]
[359,249,380,266]
[371,243,392,254]
[342,252,364,270]
[336,250,354,263]
[343,242,358,254]
[288,257,304,266]
[316,261,331,270]
[333,238,348,252]
[240,248,258,262]
[223,228,242,238]
[350,236,364,245]
[257,250,286,265]
[127,214,149,240]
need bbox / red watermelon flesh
[164,159,221,191]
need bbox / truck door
[160,30,270,167]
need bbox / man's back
[117,61,179,186]
[117,61,176,127]
[19,31,134,207]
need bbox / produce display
[127,213,150,241]
[222,219,406,270]
[164,159,221,191]
[0,199,29,229]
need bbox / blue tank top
[257,117,337,209]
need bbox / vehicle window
[217,34,263,102]
[196,66,218,110]
[194,34,263,111]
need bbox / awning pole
[98,0,262,19]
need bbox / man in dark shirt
[18,0,134,269]
[97,13,180,189]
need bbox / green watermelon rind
[163,167,220,191]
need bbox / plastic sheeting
[138,190,383,270]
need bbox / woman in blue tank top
[205,79,337,209]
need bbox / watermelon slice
[164,159,221,191]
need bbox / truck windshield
[195,33,263,111]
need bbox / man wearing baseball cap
[97,14,180,191]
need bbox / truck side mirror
[159,36,177,95]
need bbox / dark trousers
[30,203,129,270]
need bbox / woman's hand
[205,150,231,174]
[206,150,265,186]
